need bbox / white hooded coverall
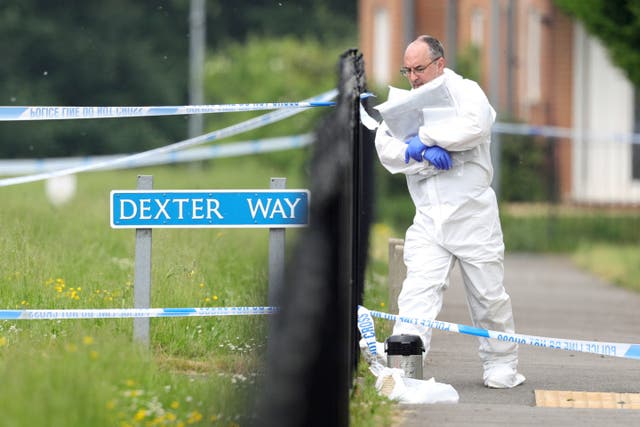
[374,68,524,388]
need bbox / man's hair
[417,35,445,60]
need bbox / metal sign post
[133,175,153,345]
[268,177,286,306]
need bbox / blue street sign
[110,190,309,228]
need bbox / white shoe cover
[483,365,526,389]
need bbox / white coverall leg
[393,188,524,388]
[393,218,453,356]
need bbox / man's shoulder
[445,71,486,96]
[445,69,479,86]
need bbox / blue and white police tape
[360,306,640,361]
[357,306,381,358]
[0,134,314,176]
[0,92,372,122]
[0,89,337,188]
[492,122,640,144]
[0,101,336,121]
[0,306,278,320]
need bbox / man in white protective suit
[374,35,525,388]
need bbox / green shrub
[501,209,640,252]
[499,132,551,202]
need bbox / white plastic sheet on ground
[375,366,459,404]
[357,306,459,404]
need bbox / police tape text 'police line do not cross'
[110,189,309,228]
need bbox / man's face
[402,41,444,89]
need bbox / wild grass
[0,157,296,427]
[0,153,398,426]
[572,243,640,293]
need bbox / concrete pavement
[394,253,640,426]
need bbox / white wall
[373,7,391,86]
[572,23,640,204]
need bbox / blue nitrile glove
[423,145,452,170]
[404,135,427,164]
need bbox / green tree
[0,0,190,158]
[0,0,357,158]
[206,0,357,46]
[204,36,346,138]
[202,36,348,173]
[554,0,640,87]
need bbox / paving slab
[393,253,640,426]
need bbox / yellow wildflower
[133,409,146,421]
[186,411,203,424]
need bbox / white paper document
[374,78,456,141]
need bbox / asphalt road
[393,253,640,426]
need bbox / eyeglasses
[400,57,441,77]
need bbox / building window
[373,8,391,85]
[471,8,485,47]
[526,9,541,103]
[633,89,640,180]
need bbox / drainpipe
[446,0,458,70]
[403,0,415,45]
